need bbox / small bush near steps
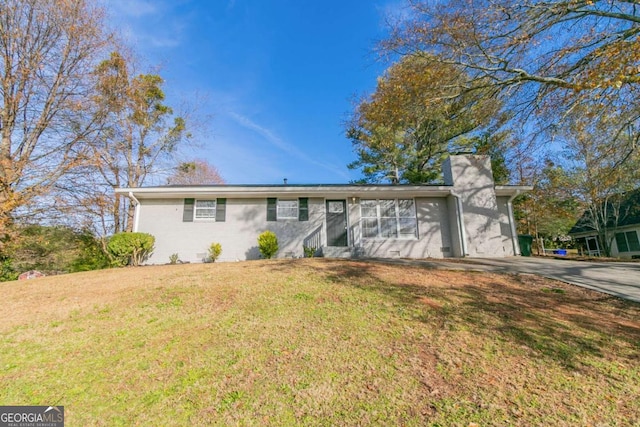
[208,242,222,262]
[258,231,278,259]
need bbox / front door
[326,200,348,247]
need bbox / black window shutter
[216,198,226,222]
[299,198,309,221]
[267,198,277,221]
[183,198,195,222]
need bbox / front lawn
[1,259,638,425]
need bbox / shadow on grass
[273,258,640,369]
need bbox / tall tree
[0,0,109,242]
[514,158,580,252]
[383,0,640,149]
[167,159,225,185]
[562,110,640,256]
[347,54,502,183]
[91,52,191,232]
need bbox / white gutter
[128,191,141,232]
[115,185,454,199]
[450,191,469,257]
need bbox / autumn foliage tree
[89,51,191,232]
[0,0,109,245]
[383,0,640,151]
[561,110,640,256]
[515,109,640,256]
[347,54,502,183]
[167,159,225,185]
[514,159,580,250]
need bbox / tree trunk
[112,192,121,233]
[126,201,135,232]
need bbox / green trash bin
[518,235,533,257]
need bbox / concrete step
[321,246,351,258]
[321,246,363,258]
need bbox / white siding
[137,198,325,264]
[496,196,516,256]
[126,155,526,263]
[443,155,504,257]
[349,197,452,259]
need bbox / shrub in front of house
[208,242,222,262]
[303,246,316,258]
[108,232,155,267]
[258,231,278,259]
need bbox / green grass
[1,259,639,426]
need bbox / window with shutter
[267,198,277,221]
[185,199,226,221]
[267,198,303,220]
[183,198,195,222]
[299,198,309,221]
[195,200,216,219]
[277,200,298,219]
[216,198,226,222]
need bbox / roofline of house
[115,184,532,199]
[569,222,640,237]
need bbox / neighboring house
[569,189,640,258]
[115,155,531,263]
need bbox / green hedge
[108,232,155,266]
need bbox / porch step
[321,246,364,259]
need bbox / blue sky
[107,0,402,184]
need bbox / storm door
[326,200,348,246]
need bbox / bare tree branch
[0,0,110,244]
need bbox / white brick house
[116,155,530,263]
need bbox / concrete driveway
[430,257,640,304]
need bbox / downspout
[450,191,469,257]
[506,190,521,256]
[128,191,140,232]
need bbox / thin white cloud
[110,0,158,17]
[190,136,285,184]
[117,24,183,49]
[228,112,350,180]
[106,0,185,49]
[228,112,293,153]
[146,33,183,48]
[377,0,413,28]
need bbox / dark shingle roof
[569,189,640,234]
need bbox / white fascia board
[615,224,640,232]
[570,224,640,237]
[568,230,597,238]
[115,185,455,199]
